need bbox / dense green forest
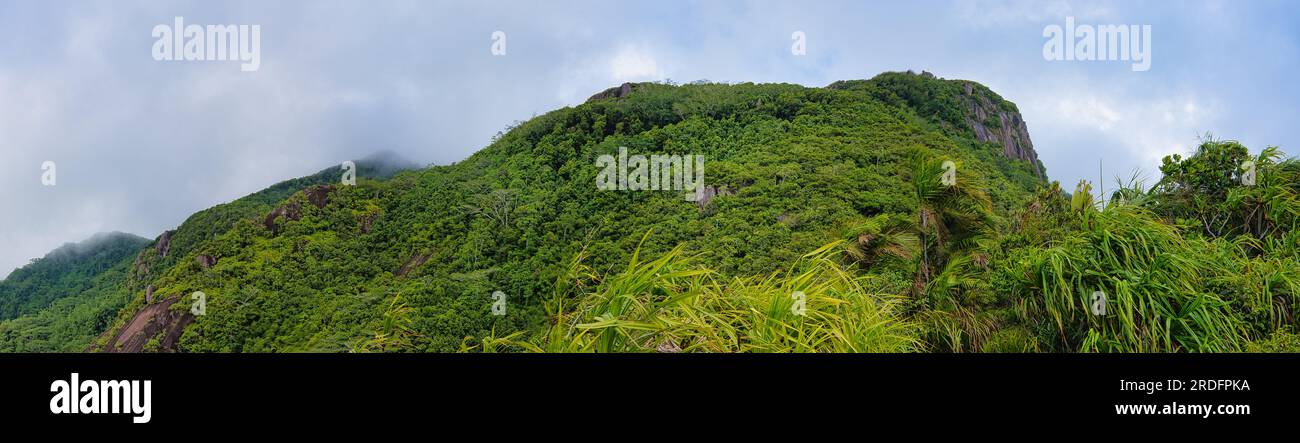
[0,232,148,352]
[0,153,416,352]
[2,71,1297,353]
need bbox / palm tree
[840,214,919,270]
[907,150,994,296]
[1233,147,1300,239]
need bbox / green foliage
[1246,329,1300,352]
[121,73,1039,353]
[6,72,1298,354]
[0,232,148,320]
[982,144,1300,350]
[0,233,149,352]
[982,327,1039,353]
[1152,137,1300,239]
[489,236,922,353]
[1016,204,1247,352]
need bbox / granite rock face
[97,295,194,353]
[586,82,637,103]
[155,230,174,258]
[954,82,1041,178]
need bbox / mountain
[86,71,1049,352]
[0,232,150,320]
[830,71,1043,178]
[356,150,424,177]
[0,232,149,352]
[0,155,419,352]
[9,71,1300,353]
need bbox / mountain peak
[581,73,1042,178]
[26,232,150,267]
[831,71,1043,178]
[585,82,646,103]
[354,150,422,177]
[0,231,148,323]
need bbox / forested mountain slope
[0,154,416,352]
[0,232,149,352]
[92,71,1049,352]
[9,71,1299,353]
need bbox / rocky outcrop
[263,202,302,234]
[358,212,378,234]
[196,254,217,269]
[101,296,194,353]
[155,230,174,258]
[954,82,1041,178]
[131,251,151,279]
[396,250,433,277]
[586,82,637,103]
[695,185,734,210]
[262,185,334,234]
[145,285,156,303]
[306,184,335,209]
[830,71,1043,178]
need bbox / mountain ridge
[588,72,1043,179]
[0,232,150,351]
[82,71,1048,352]
[8,71,1299,354]
[0,154,419,352]
[0,232,149,318]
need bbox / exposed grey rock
[586,82,636,103]
[956,82,1041,178]
[397,249,433,277]
[99,296,194,353]
[695,185,734,209]
[306,184,335,209]
[155,230,174,258]
[196,254,216,269]
[263,202,302,234]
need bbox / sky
[2,0,1298,278]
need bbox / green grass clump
[1022,206,1247,352]
[1245,329,1300,352]
[488,236,921,353]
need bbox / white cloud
[609,45,665,82]
[1023,83,1222,187]
[1055,95,1121,130]
[952,0,1102,27]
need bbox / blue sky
[2,0,1298,277]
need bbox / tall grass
[1017,204,1248,352]
[1211,235,1300,332]
[489,236,922,353]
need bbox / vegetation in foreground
[483,138,1300,353]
